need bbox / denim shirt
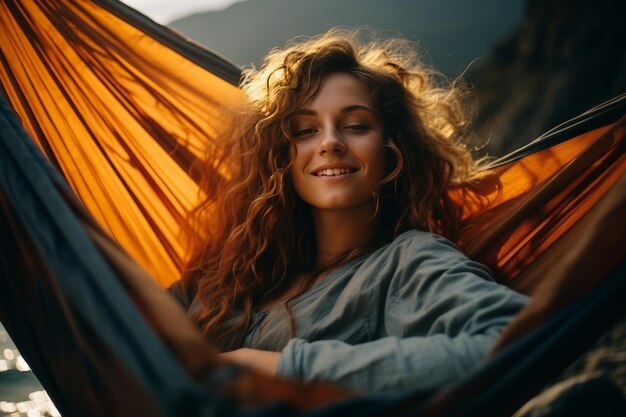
[170,230,528,394]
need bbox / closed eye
[293,128,318,137]
[344,124,370,132]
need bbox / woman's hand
[218,348,281,376]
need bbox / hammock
[1,1,625,416]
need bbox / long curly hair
[182,29,479,347]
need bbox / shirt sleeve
[276,232,528,394]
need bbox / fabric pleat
[0,0,244,286]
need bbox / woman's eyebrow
[291,105,375,118]
[291,109,317,117]
[340,105,375,115]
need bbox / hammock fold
[0,96,228,417]
[1,1,625,416]
[0,0,244,287]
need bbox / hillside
[467,0,626,155]
[169,0,522,77]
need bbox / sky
[120,0,246,23]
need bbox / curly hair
[182,29,479,347]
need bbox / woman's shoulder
[361,229,462,267]
[373,229,494,285]
[385,229,462,255]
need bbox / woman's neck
[312,204,379,268]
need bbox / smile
[314,168,357,176]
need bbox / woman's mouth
[314,168,357,176]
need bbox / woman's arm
[218,348,281,375]
[277,332,496,394]
[216,330,496,393]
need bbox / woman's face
[289,72,386,213]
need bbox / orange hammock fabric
[452,120,626,291]
[0,0,243,287]
[1,1,626,416]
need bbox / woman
[171,29,527,394]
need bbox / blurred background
[1,0,624,415]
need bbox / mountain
[466,0,626,155]
[169,0,523,77]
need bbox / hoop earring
[370,192,381,221]
[384,138,402,196]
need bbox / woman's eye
[344,124,370,132]
[294,128,317,137]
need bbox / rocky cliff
[468,0,626,155]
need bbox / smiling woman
[169,29,528,394]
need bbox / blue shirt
[171,230,528,394]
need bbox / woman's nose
[318,129,346,155]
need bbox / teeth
[316,168,354,176]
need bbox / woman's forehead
[303,73,375,111]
